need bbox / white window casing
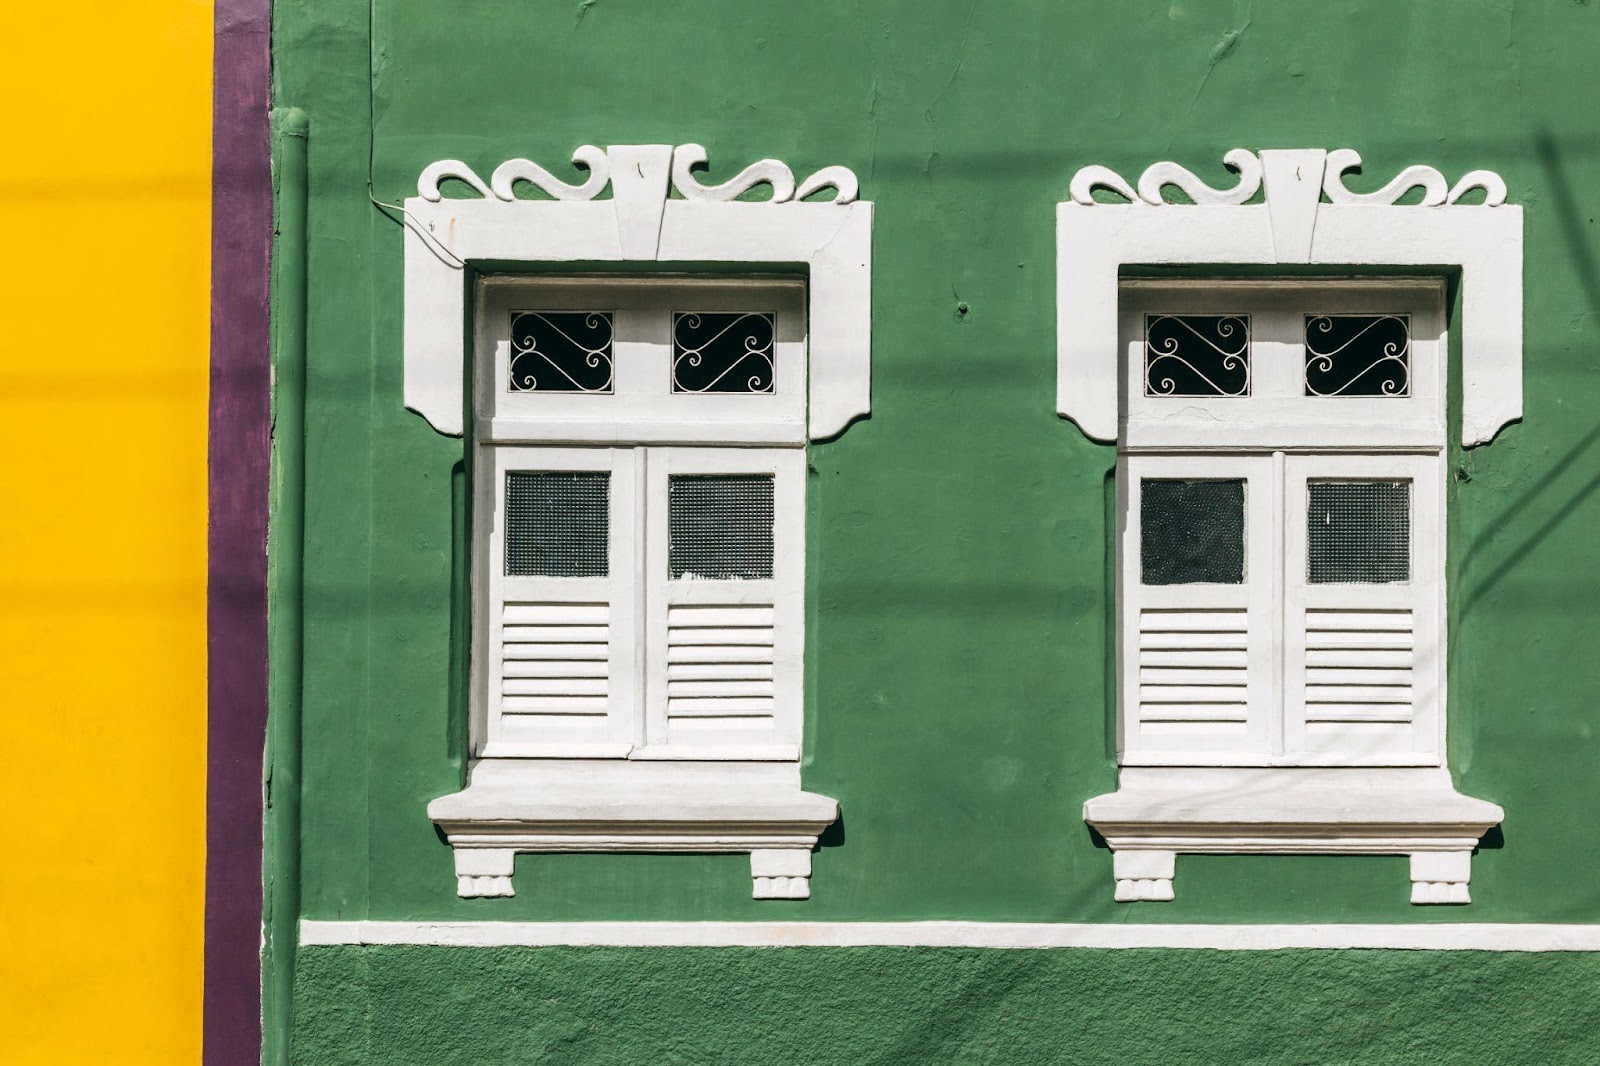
[1062,156,1516,906]
[417,146,872,903]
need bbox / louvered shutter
[1120,455,1275,761]
[1283,454,1441,760]
[643,447,804,759]
[482,446,638,757]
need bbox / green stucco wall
[292,947,1600,1064]
[273,0,1600,1058]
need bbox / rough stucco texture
[276,0,1600,928]
[293,946,1600,1065]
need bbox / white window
[1061,151,1516,905]
[433,276,836,900]
[473,279,807,763]
[411,145,870,903]
[1117,282,1445,767]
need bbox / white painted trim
[476,277,809,446]
[300,920,1600,952]
[1057,149,1522,446]
[404,145,872,441]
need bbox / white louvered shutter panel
[644,447,803,758]
[1120,455,1276,761]
[483,446,639,757]
[1283,454,1442,761]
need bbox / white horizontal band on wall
[299,920,1600,952]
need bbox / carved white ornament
[1057,147,1523,447]
[418,143,858,205]
[402,144,873,441]
[1068,148,1506,208]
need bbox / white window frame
[1117,283,1447,769]
[419,145,871,903]
[1064,150,1511,906]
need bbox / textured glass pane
[1144,314,1250,397]
[669,475,775,580]
[1304,315,1410,397]
[1140,479,1246,585]
[672,312,775,394]
[505,471,609,577]
[1308,481,1410,584]
[509,311,614,393]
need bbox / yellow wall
[0,2,211,1061]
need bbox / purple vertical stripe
[207,0,272,1062]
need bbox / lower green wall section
[294,946,1600,1065]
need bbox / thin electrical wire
[362,0,465,270]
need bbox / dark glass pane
[1140,479,1246,585]
[508,311,614,393]
[1144,314,1250,397]
[1304,314,1410,397]
[505,471,609,577]
[672,312,775,394]
[1307,481,1410,584]
[669,475,775,580]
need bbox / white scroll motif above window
[402,144,873,441]
[1057,147,1522,447]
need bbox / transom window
[476,276,806,445]
[1121,280,1443,453]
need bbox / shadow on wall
[1456,132,1600,619]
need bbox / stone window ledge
[428,759,837,900]
[1084,767,1503,904]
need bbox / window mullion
[1270,448,1287,757]
[636,445,661,753]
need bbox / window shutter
[483,447,639,757]
[1121,456,1276,761]
[644,448,803,757]
[1283,455,1441,760]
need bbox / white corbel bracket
[1058,148,1523,446]
[403,144,872,441]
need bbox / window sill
[1084,767,1503,904]
[428,758,838,900]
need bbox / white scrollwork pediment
[416,144,859,205]
[1069,148,1507,209]
[1057,146,1524,449]
[401,143,874,443]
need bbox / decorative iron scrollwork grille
[672,312,776,394]
[508,311,615,393]
[1144,314,1251,397]
[1304,315,1410,397]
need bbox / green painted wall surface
[292,946,1600,1064]
[274,0,1600,925]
